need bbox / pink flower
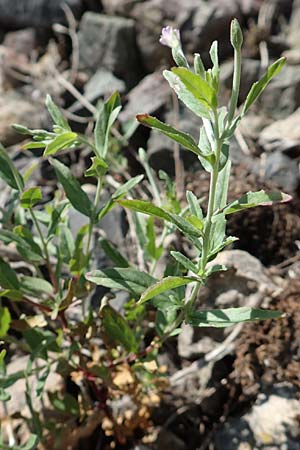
[159,26,181,48]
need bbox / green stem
[29,208,59,292]
[227,45,242,125]
[85,175,103,256]
[200,110,222,272]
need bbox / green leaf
[85,156,108,177]
[0,349,6,368]
[136,115,202,156]
[163,70,210,119]
[170,251,198,274]
[118,199,203,238]
[155,307,178,336]
[44,132,77,156]
[86,268,169,302]
[139,276,198,304]
[224,190,292,215]
[101,304,138,352]
[215,160,231,211]
[94,92,122,159]
[47,201,69,238]
[98,175,144,220]
[209,40,219,90]
[0,307,11,337]
[49,392,79,416]
[50,158,93,217]
[0,143,24,191]
[0,229,43,262]
[20,276,53,296]
[20,187,42,209]
[171,67,217,109]
[99,237,129,268]
[186,191,203,219]
[46,95,70,130]
[187,307,283,328]
[242,57,286,115]
[0,257,20,289]
[194,53,205,78]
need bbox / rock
[78,12,140,86]
[0,91,45,146]
[220,58,260,103]
[182,0,241,57]
[214,384,300,450]
[69,69,126,114]
[0,355,62,417]
[258,108,300,153]
[119,71,170,123]
[146,107,199,174]
[131,0,196,72]
[178,250,274,359]
[259,64,300,119]
[253,151,300,193]
[157,429,186,450]
[102,0,139,16]
[0,0,83,29]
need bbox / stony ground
[1,1,300,449]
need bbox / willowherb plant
[87,19,289,336]
[0,18,291,449]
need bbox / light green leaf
[44,132,77,156]
[170,251,198,274]
[242,57,286,115]
[224,190,292,215]
[46,95,70,130]
[171,67,217,109]
[163,70,210,119]
[20,187,42,209]
[186,191,203,219]
[118,199,203,238]
[94,92,122,158]
[86,268,169,302]
[0,229,43,262]
[215,160,231,211]
[101,304,138,352]
[187,307,283,327]
[0,307,11,337]
[85,156,108,177]
[136,114,202,156]
[0,143,24,191]
[194,53,205,78]
[139,276,198,304]
[50,158,93,217]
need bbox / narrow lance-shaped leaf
[44,132,77,156]
[99,237,129,268]
[242,57,286,115]
[136,115,202,156]
[187,307,283,328]
[139,276,198,304]
[49,158,93,218]
[170,251,198,274]
[0,307,11,338]
[0,257,20,290]
[86,267,169,303]
[118,199,203,238]
[224,190,292,215]
[94,92,121,159]
[0,143,24,191]
[45,95,70,130]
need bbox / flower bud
[159,26,180,49]
[230,19,243,50]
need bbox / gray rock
[102,0,139,16]
[0,0,83,29]
[78,12,139,86]
[253,151,300,193]
[258,108,300,153]
[259,64,300,119]
[220,58,260,103]
[69,70,126,113]
[119,71,170,123]
[178,250,275,359]
[0,91,45,146]
[214,384,300,450]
